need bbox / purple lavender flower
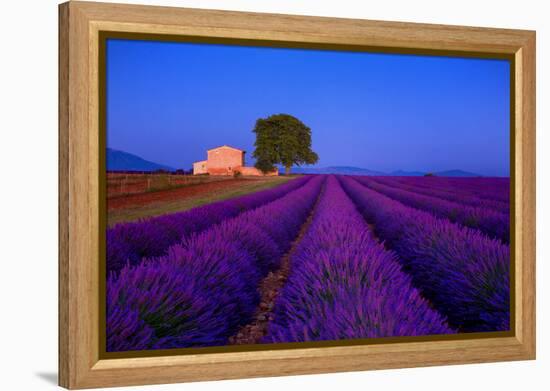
[339,176,510,332]
[354,176,509,243]
[106,176,325,351]
[107,176,312,274]
[264,176,453,343]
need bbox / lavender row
[107,176,312,274]
[355,177,509,243]
[392,176,510,206]
[392,176,510,203]
[106,176,325,351]
[339,176,510,332]
[264,176,453,343]
[371,177,509,214]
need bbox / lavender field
[106,174,510,352]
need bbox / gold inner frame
[97,30,516,360]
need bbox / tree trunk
[285,165,291,175]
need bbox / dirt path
[108,179,249,210]
[228,183,325,345]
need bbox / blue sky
[106,39,510,176]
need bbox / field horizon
[107,147,503,178]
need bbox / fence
[106,172,230,198]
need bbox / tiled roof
[207,145,245,153]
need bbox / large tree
[252,114,319,175]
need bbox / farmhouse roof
[207,145,246,153]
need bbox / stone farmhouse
[193,145,278,176]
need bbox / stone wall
[192,160,208,175]
[207,147,244,175]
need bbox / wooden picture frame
[59,1,536,389]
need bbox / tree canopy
[252,114,319,175]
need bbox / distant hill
[290,165,482,177]
[107,148,174,172]
[104,150,483,176]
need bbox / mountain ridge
[291,166,484,177]
[106,148,486,177]
[107,148,175,172]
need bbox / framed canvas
[58,1,536,389]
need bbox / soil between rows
[228,180,327,345]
